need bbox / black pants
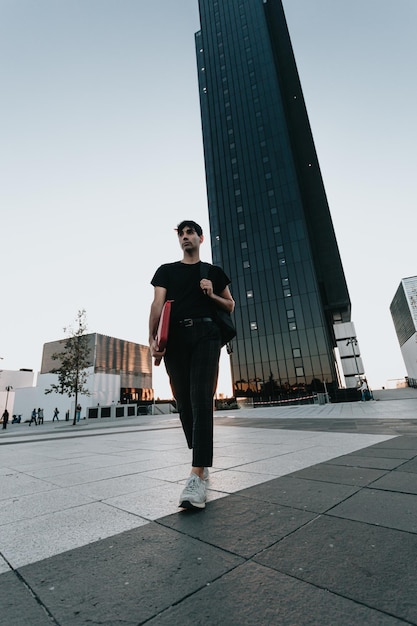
[164,320,221,468]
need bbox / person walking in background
[29,408,37,426]
[76,404,82,422]
[52,407,59,421]
[2,409,9,429]
[149,220,234,510]
[38,408,44,424]
[358,379,370,401]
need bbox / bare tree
[45,310,92,425]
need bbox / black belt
[178,317,213,327]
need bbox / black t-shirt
[151,261,230,323]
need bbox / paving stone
[145,561,404,626]
[351,446,417,460]
[290,462,387,486]
[329,488,417,533]
[370,436,417,450]
[159,494,315,558]
[325,454,405,470]
[255,515,417,623]
[371,470,417,495]
[0,570,53,626]
[395,457,417,474]
[18,523,243,626]
[236,475,359,513]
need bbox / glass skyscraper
[195,0,351,400]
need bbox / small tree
[45,309,92,425]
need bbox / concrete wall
[401,332,417,380]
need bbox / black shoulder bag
[200,262,236,352]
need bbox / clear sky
[1,0,416,398]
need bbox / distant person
[2,409,9,429]
[76,404,82,422]
[358,380,369,401]
[29,408,37,426]
[52,407,59,421]
[38,408,44,424]
[65,409,70,421]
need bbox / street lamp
[4,385,13,411]
[346,337,360,379]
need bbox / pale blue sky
[1,0,416,396]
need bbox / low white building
[0,369,35,418]
[12,334,152,421]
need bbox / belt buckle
[183,318,193,327]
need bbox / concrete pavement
[1,393,417,624]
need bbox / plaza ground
[1,388,417,624]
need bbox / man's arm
[149,286,167,358]
[199,279,235,313]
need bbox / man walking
[149,220,234,509]
[29,408,37,426]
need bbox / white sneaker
[179,474,206,509]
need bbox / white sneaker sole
[179,499,206,510]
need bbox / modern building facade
[195,0,355,399]
[13,334,153,421]
[41,333,152,404]
[390,276,417,386]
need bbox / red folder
[154,300,173,366]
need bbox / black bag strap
[200,262,234,354]
[199,261,211,281]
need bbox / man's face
[178,226,203,252]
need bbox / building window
[241,241,247,249]
[284,288,291,297]
[236,206,243,212]
[293,348,301,357]
[289,322,297,331]
[243,260,250,268]
[250,321,258,330]
[287,309,295,319]
[239,223,245,230]
[279,258,286,265]
[277,245,284,254]
[296,366,304,377]
[247,290,253,298]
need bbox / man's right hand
[150,338,166,366]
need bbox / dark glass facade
[195,0,351,399]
